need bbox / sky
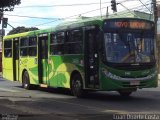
[3,0,159,34]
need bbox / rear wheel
[71,74,84,98]
[22,71,31,90]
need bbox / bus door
[38,34,48,85]
[84,26,99,89]
[13,38,19,81]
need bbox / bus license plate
[130,81,140,85]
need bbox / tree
[0,0,21,12]
[7,26,39,35]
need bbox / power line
[34,6,109,27]
[138,0,152,13]
[108,3,152,18]
[126,2,151,11]
[5,1,153,27]
[13,0,142,8]
[5,7,106,26]
[15,0,141,8]
[34,3,151,27]
[33,1,139,26]
[50,6,155,29]
[15,2,110,8]
[6,1,148,20]
[4,2,149,23]
[34,2,153,26]
[117,3,146,18]
[4,14,59,20]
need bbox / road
[0,75,160,120]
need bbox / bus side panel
[3,58,13,80]
[19,57,28,82]
[0,52,2,72]
[48,55,84,88]
[20,58,39,85]
[48,56,61,87]
[28,57,39,85]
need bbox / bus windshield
[104,31,155,63]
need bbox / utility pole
[153,0,158,22]
[0,10,3,68]
[106,6,109,17]
[0,11,3,42]
[152,0,159,72]
[100,0,102,18]
[153,0,157,30]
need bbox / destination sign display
[104,19,154,30]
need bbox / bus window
[29,37,37,46]
[4,40,12,57]
[20,37,28,56]
[50,32,64,55]
[65,29,82,54]
[57,32,65,44]
[50,34,57,44]
[29,37,37,56]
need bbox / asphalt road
[0,76,160,120]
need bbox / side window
[65,29,82,54]
[20,37,28,56]
[40,36,48,59]
[29,37,37,56]
[4,40,12,57]
[50,32,64,55]
[50,34,57,44]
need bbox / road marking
[103,109,128,114]
[0,88,20,92]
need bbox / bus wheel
[71,74,84,98]
[22,71,31,90]
[118,91,132,97]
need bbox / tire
[22,71,31,90]
[118,91,132,97]
[71,74,84,98]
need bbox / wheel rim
[23,72,29,89]
[72,78,82,96]
[24,83,28,88]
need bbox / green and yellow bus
[2,17,158,97]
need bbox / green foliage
[0,0,21,11]
[7,26,39,35]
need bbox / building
[158,5,160,34]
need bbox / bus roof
[3,16,154,40]
[3,17,102,40]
